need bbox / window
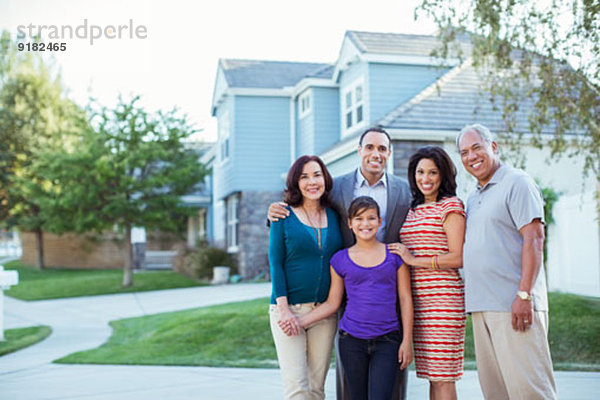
[342,80,365,134]
[219,112,230,162]
[298,90,312,118]
[226,194,239,252]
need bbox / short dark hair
[284,155,333,207]
[348,196,380,220]
[358,127,391,147]
[407,146,457,209]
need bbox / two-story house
[204,31,600,297]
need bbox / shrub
[176,242,237,280]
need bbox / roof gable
[220,59,332,89]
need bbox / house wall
[212,95,234,247]
[547,191,600,297]
[326,152,359,177]
[236,190,282,278]
[392,139,443,180]
[313,87,341,155]
[297,89,315,156]
[368,63,449,124]
[20,231,186,269]
[20,232,124,269]
[296,87,341,159]
[232,95,291,192]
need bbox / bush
[176,242,237,280]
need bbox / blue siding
[296,91,314,157]
[339,62,368,87]
[368,63,449,123]
[313,87,340,154]
[232,95,291,192]
[326,152,359,177]
[213,96,234,202]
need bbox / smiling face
[358,131,391,182]
[298,160,326,203]
[459,129,500,187]
[415,158,441,203]
[348,207,381,242]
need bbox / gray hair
[456,124,495,150]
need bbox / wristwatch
[516,290,532,301]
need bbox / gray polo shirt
[463,164,548,313]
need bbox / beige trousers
[270,303,337,400]
[472,311,557,400]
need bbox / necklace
[302,206,323,250]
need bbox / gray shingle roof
[378,61,559,135]
[347,31,471,58]
[220,59,333,89]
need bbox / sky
[0,0,437,141]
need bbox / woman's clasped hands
[278,309,302,336]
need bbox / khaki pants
[472,311,557,400]
[270,303,338,400]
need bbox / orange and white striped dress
[399,196,466,382]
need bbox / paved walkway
[1,283,598,399]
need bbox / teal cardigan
[269,207,344,305]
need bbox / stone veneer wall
[236,190,283,278]
[392,139,443,178]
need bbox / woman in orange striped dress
[388,146,466,400]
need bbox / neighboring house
[206,30,600,297]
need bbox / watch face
[518,291,531,300]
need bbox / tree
[0,30,86,268]
[417,0,599,172]
[41,96,208,287]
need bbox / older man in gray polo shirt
[457,124,557,400]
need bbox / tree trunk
[35,228,45,270]
[122,225,134,288]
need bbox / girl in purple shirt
[280,196,414,400]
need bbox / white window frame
[219,111,231,162]
[298,90,312,119]
[341,78,366,137]
[226,194,239,252]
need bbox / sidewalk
[1,283,598,399]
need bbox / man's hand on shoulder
[268,202,290,222]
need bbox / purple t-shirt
[331,248,404,339]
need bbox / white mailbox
[0,265,19,341]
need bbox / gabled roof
[219,59,333,89]
[377,59,558,135]
[346,30,472,58]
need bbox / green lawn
[4,260,207,300]
[56,298,277,367]
[0,326,52,356]
[56,292,600,371]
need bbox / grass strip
[0,326,52,356]
[56,298,277,367]
[56,292,600,371]
[4,260,207,300]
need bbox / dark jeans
[337,330,401,400]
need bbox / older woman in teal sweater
[269,155,344,400]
